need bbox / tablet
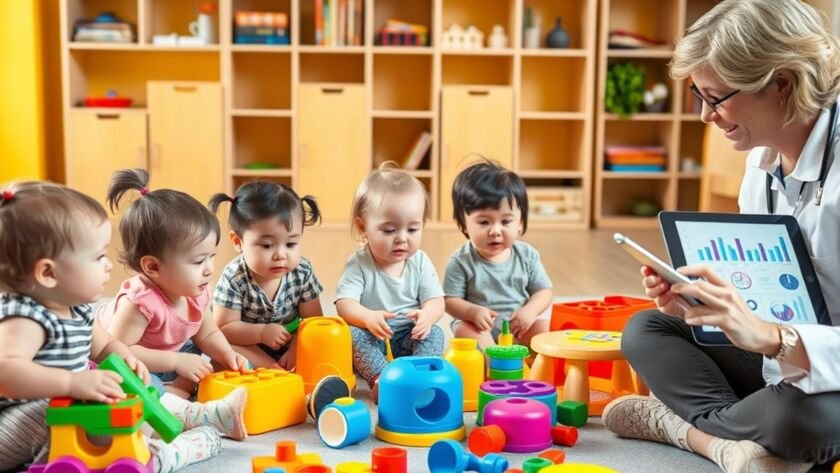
[659,211,830,345]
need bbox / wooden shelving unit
[593,0,720,228]
[60,0,598,228]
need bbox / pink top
[97,275,207,352]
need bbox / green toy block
[487,367,524,380]
[557,400,588,427]
[46,396,144,436]
[99,353,183,443]
[523,457,553,473]
[484,345,529,360]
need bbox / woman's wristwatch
[769,323,799,362]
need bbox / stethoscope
[766,101,838,213]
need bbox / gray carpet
[181,385,722,473]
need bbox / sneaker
[602,394,692,451]
[713,439,814,473]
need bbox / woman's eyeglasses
[690,83,740,111]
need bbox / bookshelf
[593,0,720,228]
[60,0,598,228]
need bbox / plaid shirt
[212,255,323,325]
[0,293,93,407]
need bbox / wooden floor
[104,224,666,311]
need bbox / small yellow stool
[528,330,648,416]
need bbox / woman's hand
[670,265,780,354]
[641,265,689,318]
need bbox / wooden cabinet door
[67,109,148,208]
[298,83,369,221]
[440,86,514,222]
[148,82,223,205]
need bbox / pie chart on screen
[779,274,799,290]
[770,303,795,322]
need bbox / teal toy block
[557,400,588,427]
[99,353,183,442]
[46,396,144,436]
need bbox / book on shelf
[402,131,433,170]
[315,0,363,46]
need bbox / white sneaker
[602,394,692,451]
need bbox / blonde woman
[604,1,840,472]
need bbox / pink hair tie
[231,196,238,204]
[1,189,13,202]
[140,187,150,196]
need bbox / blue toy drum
[318,397,371,449]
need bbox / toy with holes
[335,446,407,473]
[318,397,371,449]
[476,379,557,425]
[375,356,466,446]
[27,396,152,473]
[252,441,323,473]
[26,354,184,473]
[443,338,485,412]
[198,367,306,434]
[482,398,552,453]
[428,439,508,473]
[485,344,529,381]
[297,317,356,394]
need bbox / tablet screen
[674,220,821,328]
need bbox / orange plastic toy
[550,296,655,387]
[253,441,323,473]
[296,317,357,394]
[198,368,306,435]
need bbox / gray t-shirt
[334,247,445,331]
[443,241,552,328]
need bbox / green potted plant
[605,62,646,118]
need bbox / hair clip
[140,187,150,196]
[1,189,13,202]
[231,195,238,204]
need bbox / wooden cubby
[594,0,720,228]
[62,0,725,228]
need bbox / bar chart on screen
[695,235,792,264]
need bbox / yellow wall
[0,1,46,181]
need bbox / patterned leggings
[0,400,50,471]
[350,325,444,385]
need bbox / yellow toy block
[49,424,150,468]
[335,462,373,473]
[198,368,306,435]
[297,317,356,394]
[252,441,323,473]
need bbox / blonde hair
[350,162,430,241]
[671,0,840,125]
[0,181,108,292]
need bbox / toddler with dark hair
[210,181,323,370]
[444,160,553,350]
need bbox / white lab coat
[738,104,840,394]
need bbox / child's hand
[69,370,125,403]
[407,309,434,340]
[175,353,213,382]
[365,311,396,341]
[261,324,291,350]
[509,309,537,338]
[469,306,497,332]
[275,349,296,371]
[124,355,150,384]
[222,351,249,372]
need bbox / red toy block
[110,402,143,428]
[551,425,578,447]
[504,469,524,473]
[49,398,73,408]
[538,449,566,464]
[371,447,407,473]
[469,425,506,456]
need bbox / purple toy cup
[483,398,552,453]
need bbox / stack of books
[605,146,667,172]
[234,11,289,44]
[377,20,429,46]
[314,0,364,46]
[607,30,668,50]
[73,13,135,43]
